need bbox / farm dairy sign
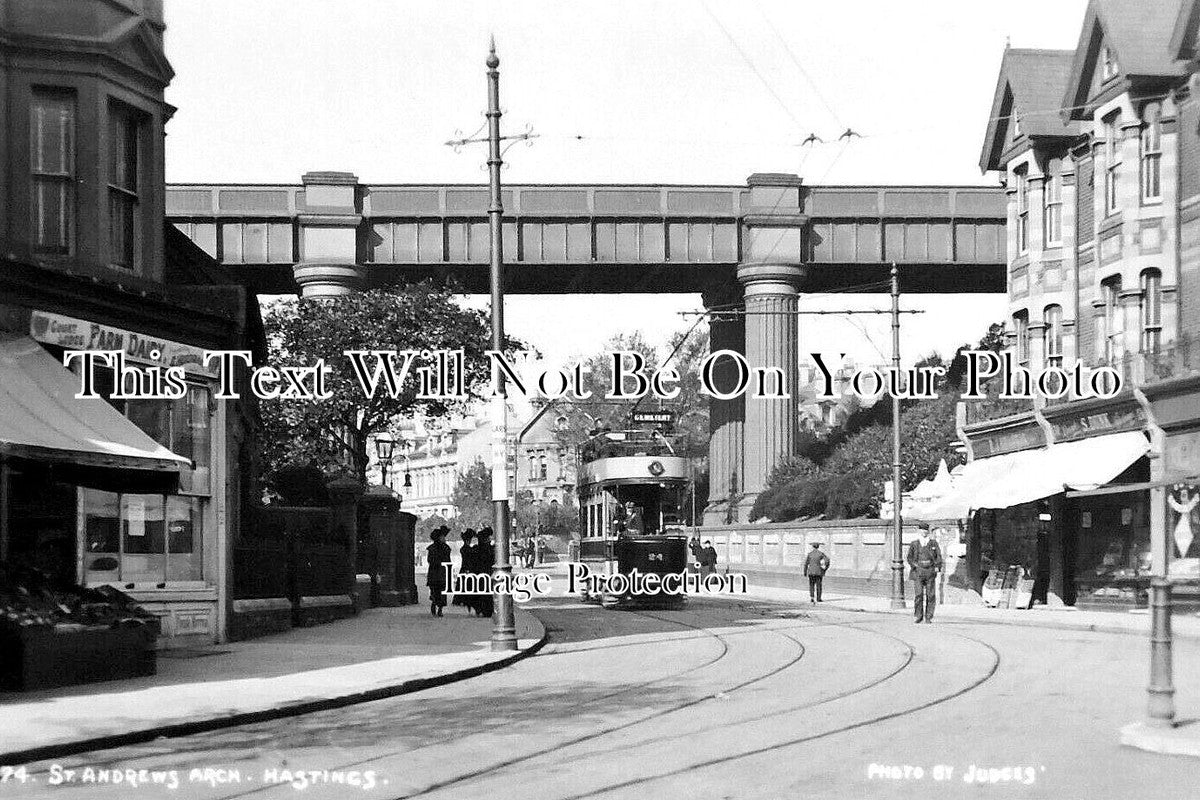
[29,311,217,378]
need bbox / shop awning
[0,335,190,488]
[913,448,1035,519]
[915,432,1150,518]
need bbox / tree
[449,459,581,540]
[449,458,493,530]
[754,392,964,522]
[260,284,498,489]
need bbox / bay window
[1043,159,1062,245]
[1103,113,1121,216]
[1015,167,1029,253]
[1014,311,1030,365]
[108,102,143,270]
[1141,103,1162,202]
[31,89,76,255]
[1044,305,1063,368]
[1140,269,1162,354]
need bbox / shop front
[2,309,233,646]
[945,404,1153,608]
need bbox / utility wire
[700,0,805,130]
[753,0,843,129]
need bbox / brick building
[0,0,263,644]
[951,0,1200,608]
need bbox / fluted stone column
[292,171,363,297]
[733,173,808,520]
[702,283,745,526]
[739,264,803,505]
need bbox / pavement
[0,603,545,764]
[539,559,1200,758]
[739,583,1200,640]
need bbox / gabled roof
[1063,0,1188,121]
[101,15,175,85]
[979,48,1081,172]
[1170,0,1200,60]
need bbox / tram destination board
[630,410,675,428]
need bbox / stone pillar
[293,171,363,297]
[733,173,808,520]
[738,263,803,506]
[326,476,363,610]
[702,282,745,526]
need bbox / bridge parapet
[166,177,1006,295]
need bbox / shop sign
[1049,405,1144,443]
[1167,482,1200,581]
[971,425,1045,458]
[29,311,217,378]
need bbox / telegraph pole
[890,264,906,609]
[486,39,517,651]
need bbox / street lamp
[375,433,396,489]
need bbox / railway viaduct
[167,171,1007,523]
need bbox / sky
[162,0,1090,368]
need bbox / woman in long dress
[474,527,495,618]
[426,527,452,617]
[453,529,477,612]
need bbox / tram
[576,426,691,607]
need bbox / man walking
[697,540,718,576]
[803,542,830,603]
[906,522,943,623]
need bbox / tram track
[88,602,742,800]
[397,604,997,800]
[560,628,1003,800]
[391,605,809,799]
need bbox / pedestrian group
[425,525,494,618]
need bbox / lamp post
[375,433,396,490]
[486,40,518,651]
[890,264,906,609]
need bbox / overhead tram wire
[700,0,806,131]
[753,0,844,130]
[560,91,1175,163]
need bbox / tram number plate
[648,553,663,561]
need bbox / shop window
[125,384,211,492]
[31,88,76,256]
[1043,304,1063,368]
[1140,269,1162,354]
[83,489,203,585]
[108,101,144,271]
[1015,166,1029,253]
[1103,113,1121,217]
[1042,159,1062,245]
[1141,103,1162,202]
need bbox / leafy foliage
[752,321,1007,524]
[448,459,580,538]
[259,284,497,489]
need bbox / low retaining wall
[700,519,980,604]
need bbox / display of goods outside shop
[0,563,159,691]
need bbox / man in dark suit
[697,540,718,576]
[906,522,943,623]
[803,542,830,603]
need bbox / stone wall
[699,519,980,604]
